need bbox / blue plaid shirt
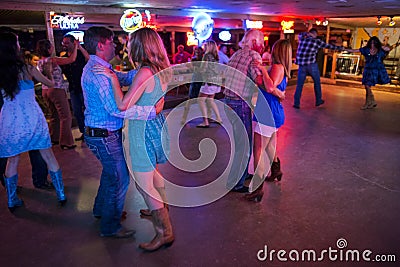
[82,55,155,131]
[296,32,343,66]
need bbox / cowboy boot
[367,94,377,109]
[4,174,24,212]
[360,93,370,110]
[265,158,283,182]
[244,175,264,202]
[139,207,174,252]
[140,187,169,216]
[49,169,67,205]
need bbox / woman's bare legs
[134,170,164,211]
[361,85,377,110]
[206,96,222,123]
[5,155,19,178]
[253,133,272,187]
[39,148,60,172]
[197,92,210,126]
[181,101,192,125]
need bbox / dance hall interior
[0,0,399,266]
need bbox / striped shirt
[224,47,262,101]
[37,58,64,89]
[296,32,343,66]
[81,55,155,131]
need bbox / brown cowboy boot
[139,207,174,252]
[140,203,169,216]
[140,187,169,216]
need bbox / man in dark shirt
[60,34,90,140]
[294,28,343,109]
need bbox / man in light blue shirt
[82,26,159,238]
[218,44,230,65]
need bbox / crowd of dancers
[0,25,395,252]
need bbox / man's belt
[85,127,120,137]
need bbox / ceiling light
[377,16,382,25]
[389,17,396,26]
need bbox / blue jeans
[70,91,85,133]
[224,99,252,190]
[294,63,323,106]
[85,130,130,236]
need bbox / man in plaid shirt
[82,26,158,238]
[224,29,264,193]
[294,28,344,108]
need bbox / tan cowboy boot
[139,208,174,252]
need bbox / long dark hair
[367,36,382,50]
[0,32,24,100]
[36,39,52,57]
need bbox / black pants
[0,150,48,187]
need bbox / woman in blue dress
[346,36,396,109]
[245,39,292,202]
[93,28,173,252]
[0,32,67,211]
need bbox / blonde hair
[128,28,171,83]
[239,29,264,48]
[203,40,219,61]
[271,39,292,79]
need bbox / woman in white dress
[0,32,67,212]
[197,40,223,128]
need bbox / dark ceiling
[0,0,399,31]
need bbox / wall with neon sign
[120,9,156,32]
[50,13,85,30]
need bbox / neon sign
[50,14,85,30]
[245,20,263,29]
[219,31,231,42]
[120,9,143,32]
[187,32,198,46]
[192,13,214,42]
[281,20,294,33]
[120,9,156,32]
